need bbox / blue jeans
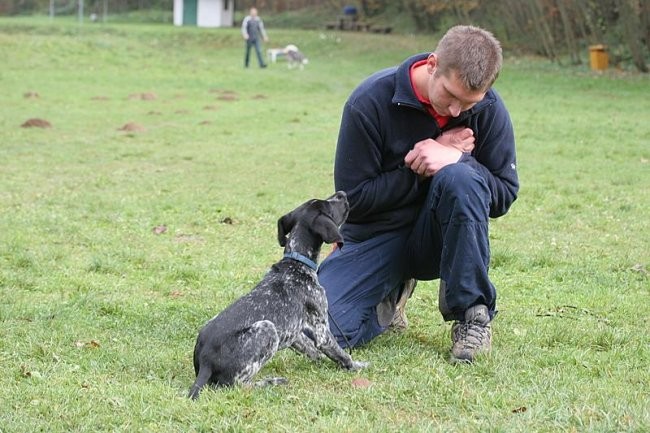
[318,163,496,348]
[244,39,266,68]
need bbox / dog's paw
[348,360,370,371]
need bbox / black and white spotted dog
[188,191,368,399]
[284,44,309,69]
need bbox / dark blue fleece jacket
[334,53,519,242]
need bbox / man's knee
[436,163,487,192]
[430,163,490,220]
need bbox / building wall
[174,0,234,28]
[173,0,183,26]
[199,0,235,27]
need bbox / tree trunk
[620,0,648,72]
[566,0,590,44]
[641,0,650,51]
[520,0,558,61]
[556,0,581,64]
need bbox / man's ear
[314,214,344,247]
[277,211,296,247]
[427,53,438,74]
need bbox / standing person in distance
[241,7,269,69]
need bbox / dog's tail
[188,367,212,400]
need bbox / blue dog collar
[283,252,318,271]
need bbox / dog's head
[277,191,349,248]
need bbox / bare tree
[556,0,581,64]
[620,0,648,72]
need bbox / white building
[173,0,234,27]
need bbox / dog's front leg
[312,324,369,371]
[291,330,325,361]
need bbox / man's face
[426,54,486,118]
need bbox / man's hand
[437,127,475,153]
[404,127,474,177]
[405,139,464,177]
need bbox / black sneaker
[450,304,492,363]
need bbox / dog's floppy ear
[277,211,296,247]
[314,214,344,247]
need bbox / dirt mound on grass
[117,122,146,132]
[211,89,239,101]
[21,118,51,128]
[128,92,157,101]
[217,94,238,101]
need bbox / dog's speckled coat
[189,192,368,399]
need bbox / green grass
[1,17,649,432]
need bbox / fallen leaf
[19,365,41,379]
[74,340,101,349]
[153,225,167,235]
[351,378,372,389]
[20,365,32,377]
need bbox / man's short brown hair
[434,25,503,92]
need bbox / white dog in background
[283,44,309,70]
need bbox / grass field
[1,17,649,432]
